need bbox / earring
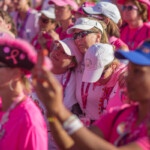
[9,80,14,91]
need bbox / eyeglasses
[73,31,97,40]
[122,5,138,11]
[40,17,50,24]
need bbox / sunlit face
[39,14,55,32]
[74,29,101,55]
[0,17,8,29]
[50,43,74,70]
[122,1,140,23]
[0,62,15,88]
[55,5,72,21]
[126,62,150,102]
[13,0,29,10]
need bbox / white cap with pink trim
[82,43,114,83]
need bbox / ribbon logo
[5,49,19,64]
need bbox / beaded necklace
[98,87,114,115]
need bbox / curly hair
[125,0,148,22]
[0,9,17,36]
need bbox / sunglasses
[122,5,138,11]
[40,17,50,24]
[73,31,97,40]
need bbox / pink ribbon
[5,49,19,64]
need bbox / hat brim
[115,50,150,65]
[82,67,104,83]
[41,10,55,19]
[83,7,101,15]
[48,0,67,6]
[67,24,94,34]
[56,40,73,56]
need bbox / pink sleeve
[93,110,119,140]
[18,125,48,150]
[113,38,128,50]
[135,137,150,150]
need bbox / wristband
[63,115,83,135]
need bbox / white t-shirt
[54,70,77,110]
[11,9,39,42]
[75,61,123,121]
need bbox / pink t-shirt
[0,97,48,150]
[56,24,74,40]
[120,22,150,50]
[93,104,150,149]
[109,36,128,50]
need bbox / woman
[11,0,39,42]
[48,0,78,40]
[31,6,57,54]
[67,17,126,124]
[31,38,82,150]
[118,0,150,50]
[0,37,49,149]
[83,1,129,51]
[0,9,17,37]
[32,40,150,150]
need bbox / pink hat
[55,38,83,64]
[0,38,52,74]
[49,0,79,11]
[82,43,114,83]
[72,2,95,16]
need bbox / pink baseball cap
[82,43,114,83]
[49,0,79,11]
[72,2,95,16]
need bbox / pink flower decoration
[4,47,10,53]
[20,53,26,60]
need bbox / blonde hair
[87,17,109,44]
[21,75,31,94]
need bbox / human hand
[32,52,63,116]
[48,30,60,41]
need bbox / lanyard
[17,8,31,38]
[61,70,72,97]
[99,87,114,115]
[126,26,142,49]
[81,82,91,109]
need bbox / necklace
[126,26,143,49]
[0,95,25,139]
[61,70,72,97]
[17,8,31,38]
[98,87,114,115]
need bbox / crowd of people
[0,0,150,149]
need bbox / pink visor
[49,0,78,11]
